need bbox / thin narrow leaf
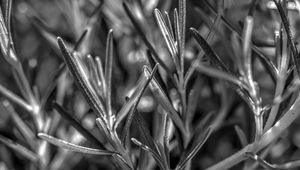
[184,14,217,88]
[133,110,159,156]
[246,152,300,169]
[174,8,182,73]
[164,11,175,40]
[185,78,203,126]
[0,84,32,112]
[234,125,248,147]
[163,113,171,165]
[57,37,106,118]
[4,0,12,47]
[156,142,170,170]
[40,63,66,110]
[114,65,157,128]
[73,29,88,51]
[131,138,166,170]
[144,67,186,134]
[0,134,38,162]
[190,28,229,72]
[195,63,248,90]
[273,0,300,77]
[176,127,212,170]
[2,101,35,149]
[123,2,170,73]
[86,55,103,97]
[95,118,117,149]
[95,56,106,95]
[154,9,179,70]
[105,29,114,120]
[146,50,168,93]
[178,0,186,72]
[0,5,19,67]
[52,102,104,149]
[121,65,158,146]
[205,94,300,170]
[38,133,115,155]
[196,3,277,82]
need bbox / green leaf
[38,133,115,156]
[57,37,106,118]
[176,127,212,170]
[0,134,38,162]
[52,102,104,149]
[144,67,186,134]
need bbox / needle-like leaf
[273,0,300,77]
[123,2,171,73]
[144,67,186,134]
[176,127,211,170]
[105,29,114,120]
[131,138,167,170]
[114,65,157,128]
[57,37,106,118]
[133,110,158,154]
[0,134,38,162]
[234,125,248,147]
[154,9,179,71]
[38,133,115,156]
[197,3,277,82]
[2,101,35,149]
[0,83,32,112]
[190,27,229,72]
[178,0,186,72]
[246,152,300,169]
[121,65,158,146]
[52,102,104,149]
[195,63,248,90]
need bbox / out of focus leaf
[0,134,38,162]
[38,133,115,155]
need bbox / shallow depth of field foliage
[2,0,300,169]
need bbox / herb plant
[1,0,300,169]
